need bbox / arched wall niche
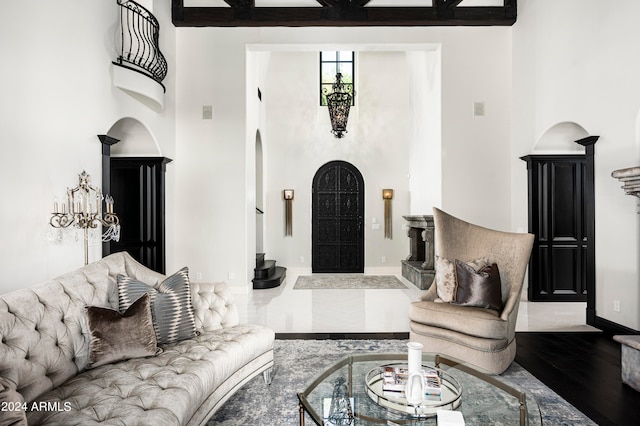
[532,122,589,154]
[107,117,161,156]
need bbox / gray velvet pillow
[118,267,197,346]
[86,293,161,369]
[453,260,503,312]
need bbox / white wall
[0,0,176,294]
[512,0,640,330]
[407,50,442,214]
[175,27,513,292]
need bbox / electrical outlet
[614,300,621,312]
[381,256,387,263]
[202,105,213,120]
[473,101,485,117]
[196,272,202,280]
[228,272,236,280]
[300,256,305,263]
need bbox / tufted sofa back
[0,252,183,403]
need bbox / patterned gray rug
[294,275,407,290]
[208,339,596,425]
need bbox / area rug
[208,339,596,425]
[294,275,407,290]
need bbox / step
[252,266,286,290]
[254,259,276,280]
[256,253,265,268]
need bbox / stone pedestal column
[401,215,435,290]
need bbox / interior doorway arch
[101,117,169,273]
[312,160,364,273]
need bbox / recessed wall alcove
[532,121,589,154]
[107,117,161,157]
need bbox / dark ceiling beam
[172,0,516,28]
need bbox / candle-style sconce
[382,189,394,239]
[283,189,294,236]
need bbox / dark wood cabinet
[105,157,172,274]
[522,155,591,302]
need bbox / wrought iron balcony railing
[115,0,167,88]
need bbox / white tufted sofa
[0,252,275,425]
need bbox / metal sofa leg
[263,366,274,385]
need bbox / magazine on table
[381,366,442,400]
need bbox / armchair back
[433,208,534,323]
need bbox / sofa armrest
[190,281,239,331]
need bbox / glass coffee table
[297,353,541,425]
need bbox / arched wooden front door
[312,161,364,273]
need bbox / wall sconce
[49,170,120,265]
[382,189,394,239]
[283,189,294,236]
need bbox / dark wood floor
[515,332,640,426]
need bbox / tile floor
[234,271,599,334]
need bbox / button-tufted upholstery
[0,252,274,426]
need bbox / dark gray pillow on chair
[118,267,197,346]
[453,260,503,312]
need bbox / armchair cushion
[409,300,507,340]
[453,260,503,312]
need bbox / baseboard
[363,266,402,275]
[285,267,312,276]
[275,332,409,340]
[593,315,639,336]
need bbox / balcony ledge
[112,63,165,112]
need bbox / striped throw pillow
[118,267,197,346]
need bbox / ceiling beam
[172,0,517,27]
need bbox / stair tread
[255,259,276,271]
[253,266,286,290]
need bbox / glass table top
[297,353,542,425]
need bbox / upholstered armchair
[409,208,534,374]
